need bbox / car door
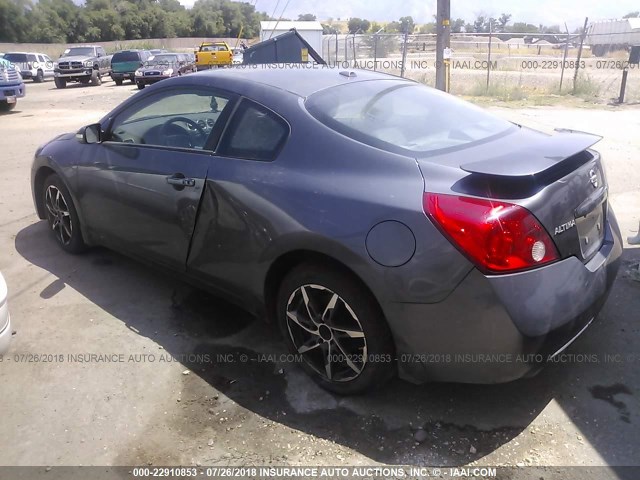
[186,98,291,296]
[77,86,236,270]
[40,55,55,77]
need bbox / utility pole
[435,0,451,91]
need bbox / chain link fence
[322,32,640,104]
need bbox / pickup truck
[0,58,25,112]
[54,45,111,88]
[195,42,233,70]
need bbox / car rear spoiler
[460,129,602,177]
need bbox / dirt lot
[0,78,639,471]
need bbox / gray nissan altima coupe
[30,67,622,394]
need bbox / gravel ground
[0,77,638,472]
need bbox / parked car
[149,49,168,55]
[134,53,196,89]
[231,48,244,65]
[111,49,152,85]
[2,52,54,82]
[0,57,25,112]
[30,68,622,394]
[195,41,232,70]
[54,45,111,88]
[0,272,11,355]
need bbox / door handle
[166,175,196,187]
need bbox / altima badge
[589,168,599,188]
[555,219,576,235]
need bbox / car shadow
[14,221,639,466]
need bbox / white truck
[586,18,640,56]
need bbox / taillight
[195,54,199,62]
[424,193,559,273]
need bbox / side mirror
[76,123,102,144]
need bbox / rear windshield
[305,80,514,156]
[4,53,29,63]
[112,51,141,62]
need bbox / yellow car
[195,42,232,70]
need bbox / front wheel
[42,174,87,254]
[90,70,101,86]
[136,82,145,90]
[54,77,66,89]
[35,70,44,82]
[0,100,16,112]
[277,263,395,394]
[114,78,123,86]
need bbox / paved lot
[0,78,639,468]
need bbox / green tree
[398,15,415,34]
[348,17,370,34]
[497,13,511,32]
[508,22,539,33]
[297,13,316,21]
[451,18,465,33]
[623,11,639,18]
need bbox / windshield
[62,47,95,57]
[143,55,178,67]
[305,80,514,156]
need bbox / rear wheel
[54,77,66,89]
[42,174,86,254]
[114,78,123,86]
[277,263,395,394]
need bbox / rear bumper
[386,208,622,384]
[111,72,135,80]
[0,277,11,355]
[0,83,25,100]
[0,312,11,356]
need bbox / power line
[268,0,292,40]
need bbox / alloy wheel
[286,284,367,382]
[45,185,73,246]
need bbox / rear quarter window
[218,100,289,162]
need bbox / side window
[218,100,289,162]
[108,88,232,151]
[28,54,37,62]
[98,47,106,57]
[38,55,45,62]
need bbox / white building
[260,21,323,55]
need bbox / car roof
[194,66,410,97]
[5,51,46,55]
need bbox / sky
[178,0,640,31]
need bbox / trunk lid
[420,127,608,264]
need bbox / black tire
[137,82,145,90]
[35,70,44,83]
[90,70,102,86]
[0,100,16,112]
[79,78,90,84]
[277,262,395,395]
[54,77,66,89]
[42,174,87,254]
[114,78,123,86]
